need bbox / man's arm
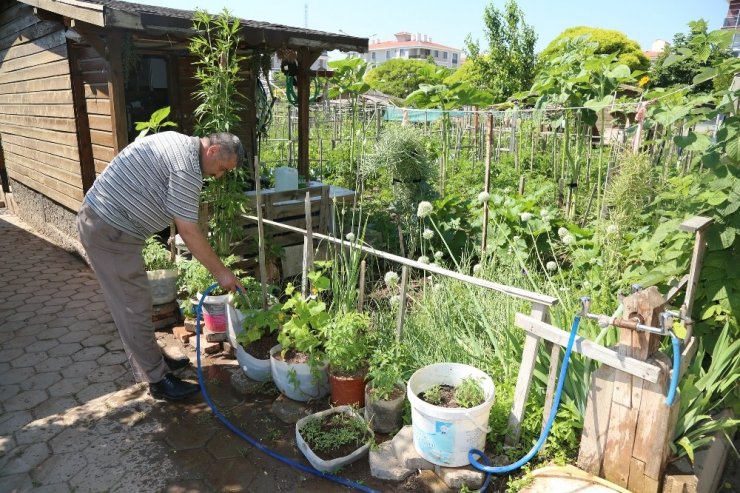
[174,217,243,292]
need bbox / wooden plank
[684,228,709,317]
[68,44,95,194]
[542,341,559,430]
[0,2,29,27]
[106,32,128,153]
[0,122,74,147]
[0,103,74,118]
[0,20,60,53]
[5,166,81,211]
[4,142,79,173]
[91,144,113,162]
[0,113,76,132]
[612,329,634,407]
[2,133,78,160]
[93,158,108,174]
[0,9,39,43]
[515,313,662,383]
[20,0,105,27]
[87,114,112,131]
[5,149,83,188]
[77,56,106,73]
[0,29,66,64]
[0,74,71,95]
[577,365,615,476]
[86,98,112,115]
[664,275,689,304]
[80,69,108,84]
[6,158,83,200]
[89,129,113,147]
[0,58,69,85]
[679,216,713,233]
[602,401,639,488]
[627,458,647,493]
[83,82,108,98]
[0,89,73,105]
[0,43,67,74]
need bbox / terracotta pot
[364,381,406,433]
[329,370,366,406]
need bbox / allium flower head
[418,255,430,265]
[422,228,434,240]
[546,261,557,271]
[345,232,356,242]
[472,264,482,274]
[562,234,576,245]
[417,201,433,218]
[384,271,399,288]
[434,251,444,260]
[558,227,569,238]
[520,212,533,222]
[390,295,401,306]
[540,209,549,218]
[606,224,618,235]
[478,191,490,204]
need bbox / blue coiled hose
[666,330,681,406]
[195,284,378,493]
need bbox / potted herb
[233,299,283,382]
[270,271,331,401]
[406,363,495,467]
[325,311,370,406]
[177,255,239,335]
[143,236,178,305]
[295,405,373,473]
[364,342,407,433]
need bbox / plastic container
[273,166,298,192]
[365,381,406,433]
[226,304,272,382]
[270,344,329,402]
[295,406,373,473]
[407,363,495,467]
[146,269,178,305]
[197,292,229,333]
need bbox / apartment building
[363,32,462,68]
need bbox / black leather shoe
[163,354,190,371]
[149,373,200,401]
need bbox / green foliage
[464,0,537,102]
[142,236,174,271]
[455,376,485,408]
[603,151,655,229]
[365,58,447,99]
[422,384,443,405]
[325,311,370,375]
[367,340,407,400]
[236,302,284,347]
[279,271,331,356]
[134,106,177,140]
[540,26,649,72]
[177,255,239,296]
[299,411,371,454]
[650,20,734,93]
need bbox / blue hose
[666,331,680,406]
[195,284,379,493]
[468,314,582,484]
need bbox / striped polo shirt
[85,132,203,240]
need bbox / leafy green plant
[366,341,407,401]
[134,106,177,140]
[177,255,239,297]
[278,271,331,356]
[236,302,284,348]
[142,236,175,271]
[299,411,371,454]
[456,376,485,408]
[325,311,370,375]
[422,385,443,405]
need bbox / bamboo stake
[357,260,366,312]
[396,266,409,341]
[253,158,269,310]
[481,114,493,253]
[301,191,314,298]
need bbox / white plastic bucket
[197,292,229,333]
[274,166,298,192]
[147,269,178,305]
[407,363,495,467]
[270,344,329,401]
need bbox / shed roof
[20,0,369,52]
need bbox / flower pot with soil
[231,299,283,383]
[364,342,407,433]
[407,362,495,467]
[177,255,240,334]
[325,311,370,406]
[143,236,178,305]
[295,405,374,473]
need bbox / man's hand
[216,269,244,293]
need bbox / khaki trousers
[76,202,169,383]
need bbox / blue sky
[143,0,729,53]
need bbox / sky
[142,0,730,54]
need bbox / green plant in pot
[365,341,407,433]
[325,311,370,406]
[143,236,178,305]
[270,271,331,401]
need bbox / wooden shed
[0,0,366,250]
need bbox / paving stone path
[0,211,389,493]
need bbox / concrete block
[434,464,485,490]
[205,330,228,343]
[271,394,311,424]
[196,335,221,355]
[392,425,434,471]
[369,441,414,482]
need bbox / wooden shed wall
[0,2,83,211]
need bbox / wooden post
[518,176,526,195]
[507,302,550,444]
[541,341,561,430]
[301,191,313,298]
[481,114,493,253]
[357,260,366,312]
[396,266,409,341]
[678,216,713,320]
[68,45,96,193]
[253,158,269,310]
[297,49,321,181]
[106,32,128,154]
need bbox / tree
[365,59,448,98]
[650,20,734,92]
[540,26,649,72]
[464,0,537,103]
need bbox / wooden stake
[481,113,493,253]
[301,191,313,298]
[253,158,269,310]
[396,266,409,341]
[357,259,366,312]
